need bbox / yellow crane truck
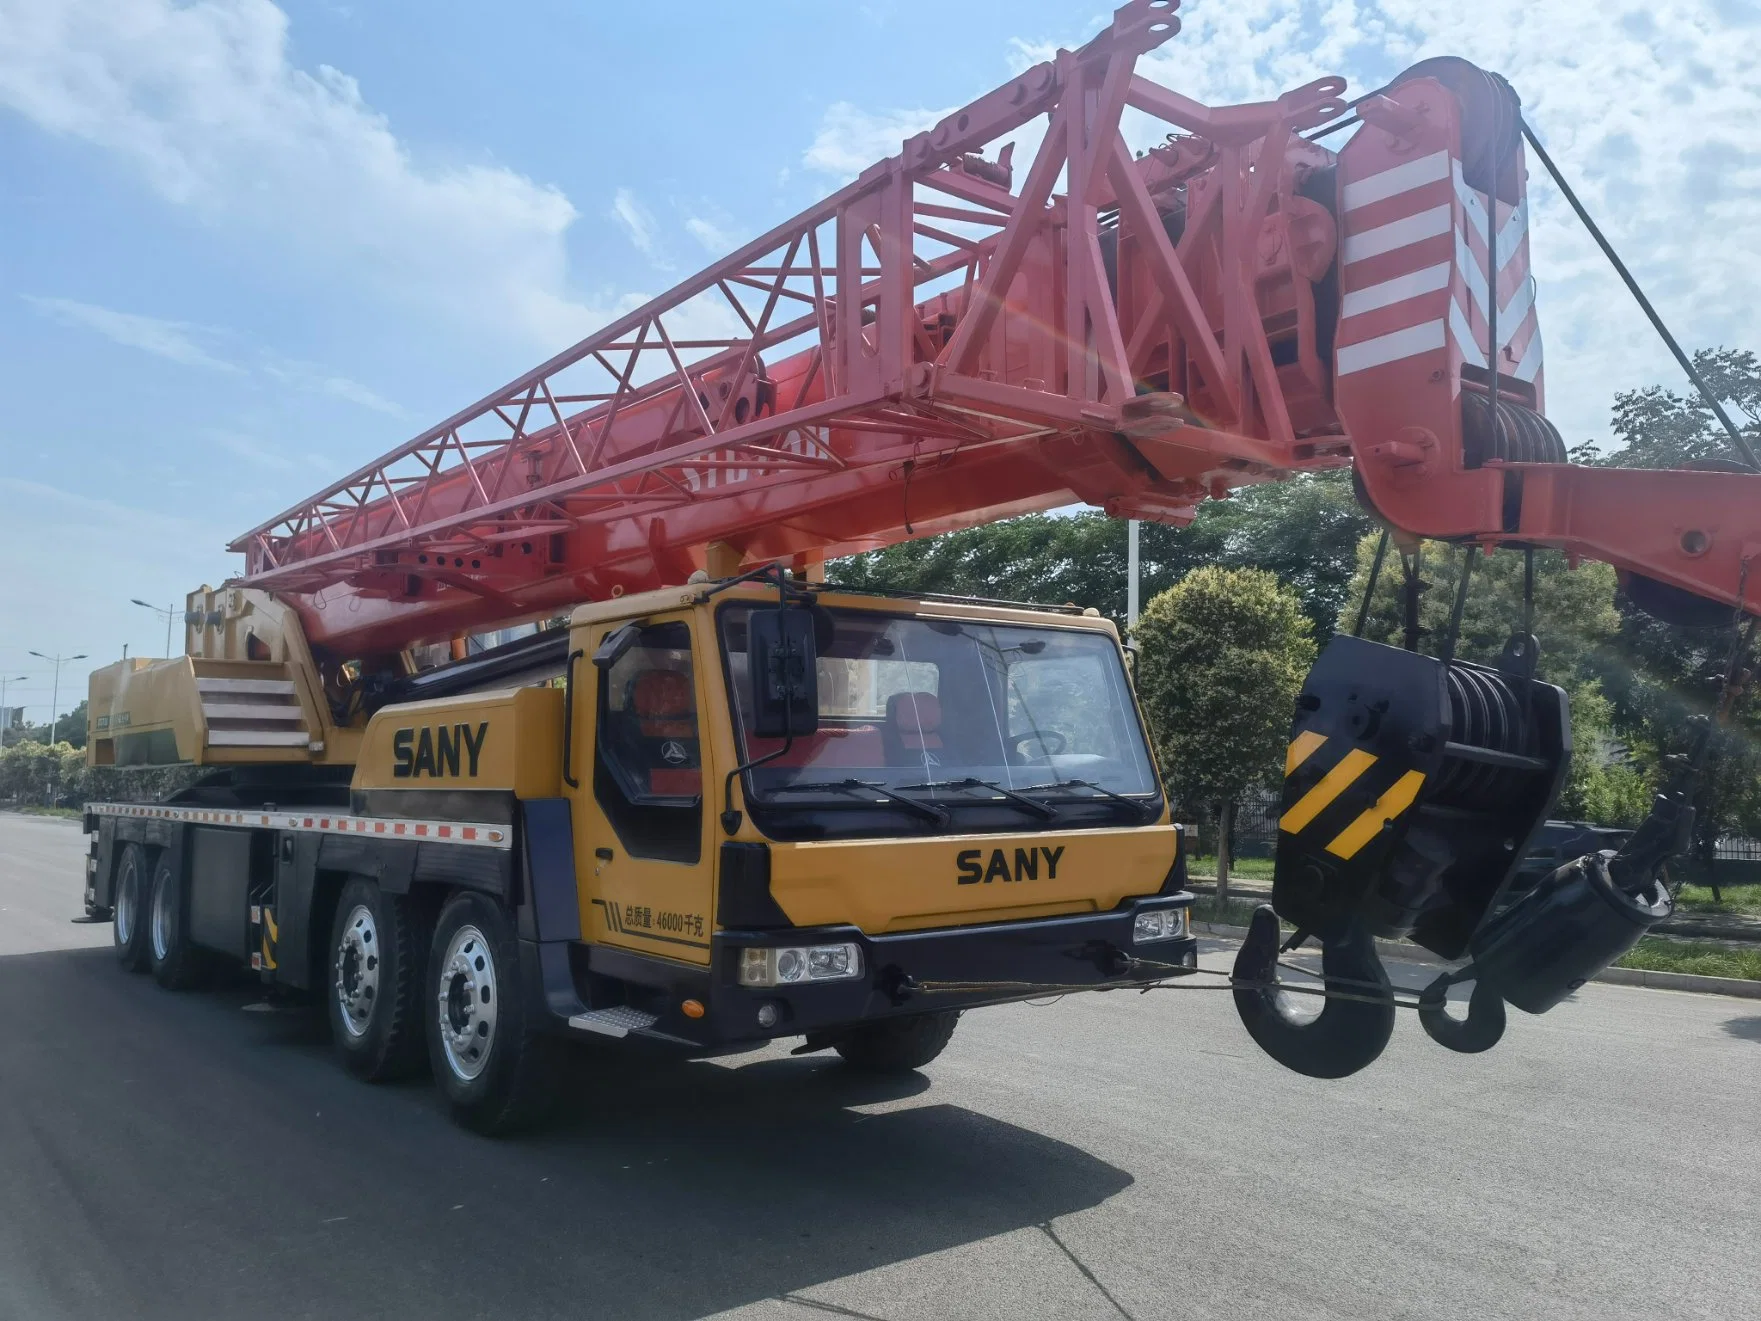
[85,577,1193,1132]
[83,9,1750,1128]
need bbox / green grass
[1617,937,1761,981]
[1672,883,1761,918]
[1188,894,1281,928]
[1186,855,1276,882]
[1,804,81,820]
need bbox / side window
[594,620,701,864]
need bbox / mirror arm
[720,737,794,836]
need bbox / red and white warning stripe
[86,802,511,850]
[1335,147,1543,391]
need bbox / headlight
[739,942,864,987]
[1132,906,1189,944]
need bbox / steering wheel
[1011,730,1067,758]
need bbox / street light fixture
[131,599,179,658]
[28,650,88,749]
[0,674,27,743]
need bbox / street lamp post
[131,599,179,657]
[28,651,88,806]
[0,674,27,744]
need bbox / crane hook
[1232,905,1395,1078]
[1416,970,1507,1054]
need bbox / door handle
[595,848,614,861]
[562,648,585,788]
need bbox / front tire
[835,1011,961,1074]
[327,877,428,1082]
[113,843,152,973]
[426,891,559,1135]
[147,853,206,989]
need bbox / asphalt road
[2,812,1757,1321]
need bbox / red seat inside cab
[742,690,942,769]
[630,669,701,796]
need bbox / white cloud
[0,0,597,350]
[259,356,403,416]
[684,216,735,253]
[23,293,405,417]
[611,187,660,260]
[22,295,237,371]
[804,102,952,178]
[813,0,1761,450]
[207,428,295,471]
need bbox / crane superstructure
[81,1,1759,1129]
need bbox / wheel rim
[436,924,497,1082]
[334,904,380,1038]
[115,863,136,945]
[150,874,170,961]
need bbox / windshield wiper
[766,778,950,825]
[1017,778,1158,817]
[895,777,1057,820]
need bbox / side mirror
[749,607,819,738]
[592,622,641,671]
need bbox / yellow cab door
[569,611,715,966]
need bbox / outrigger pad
[1272,635,1571,960]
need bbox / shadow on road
[1720,1014,1761,1044]
[2,946,1133,1321]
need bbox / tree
[833,470,1371,642]
[1595,347,1761,471]
[1582,348,1761,859]
[53,699,88,750]
[1133,566,1316,902]
[1342,533,1653,827]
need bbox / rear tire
[426,890,559,1136]
[835,1011,960,1074]
[327,877,428,1082]
[147,853,207,990]
[112,843,152,973]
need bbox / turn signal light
[681,999,705,1019]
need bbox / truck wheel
[147,853,206,990]
[835,1010,961,1074]
[113,843,153,973]
[426,891,559,1136]
[328,877,428,1082]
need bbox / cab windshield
[719,604,1160,837]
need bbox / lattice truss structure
[226,1,1393,652]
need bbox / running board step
[567,1006,659,1038]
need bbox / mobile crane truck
[81,0,1761,1131]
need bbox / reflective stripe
[85,801,510,849]
[1341,262,1451,319]
[1325,770,1427,859]
[1495,201,1527,267]
[1337,319,1445,376]
[1343,205,1453,265]
[1512,327,1544,382]
[1452,159,1489,244]
[1280,749,1378,834]
[1457,230,1490,320]
[1449,298,1487,368]
[1341,150,1451,211]
[1499,277,1535,338]
[1286,730,1328,776]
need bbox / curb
[1192,922,1761,1000]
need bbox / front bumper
[539,893,1198,1050]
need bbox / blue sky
[3,0,1758,725]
